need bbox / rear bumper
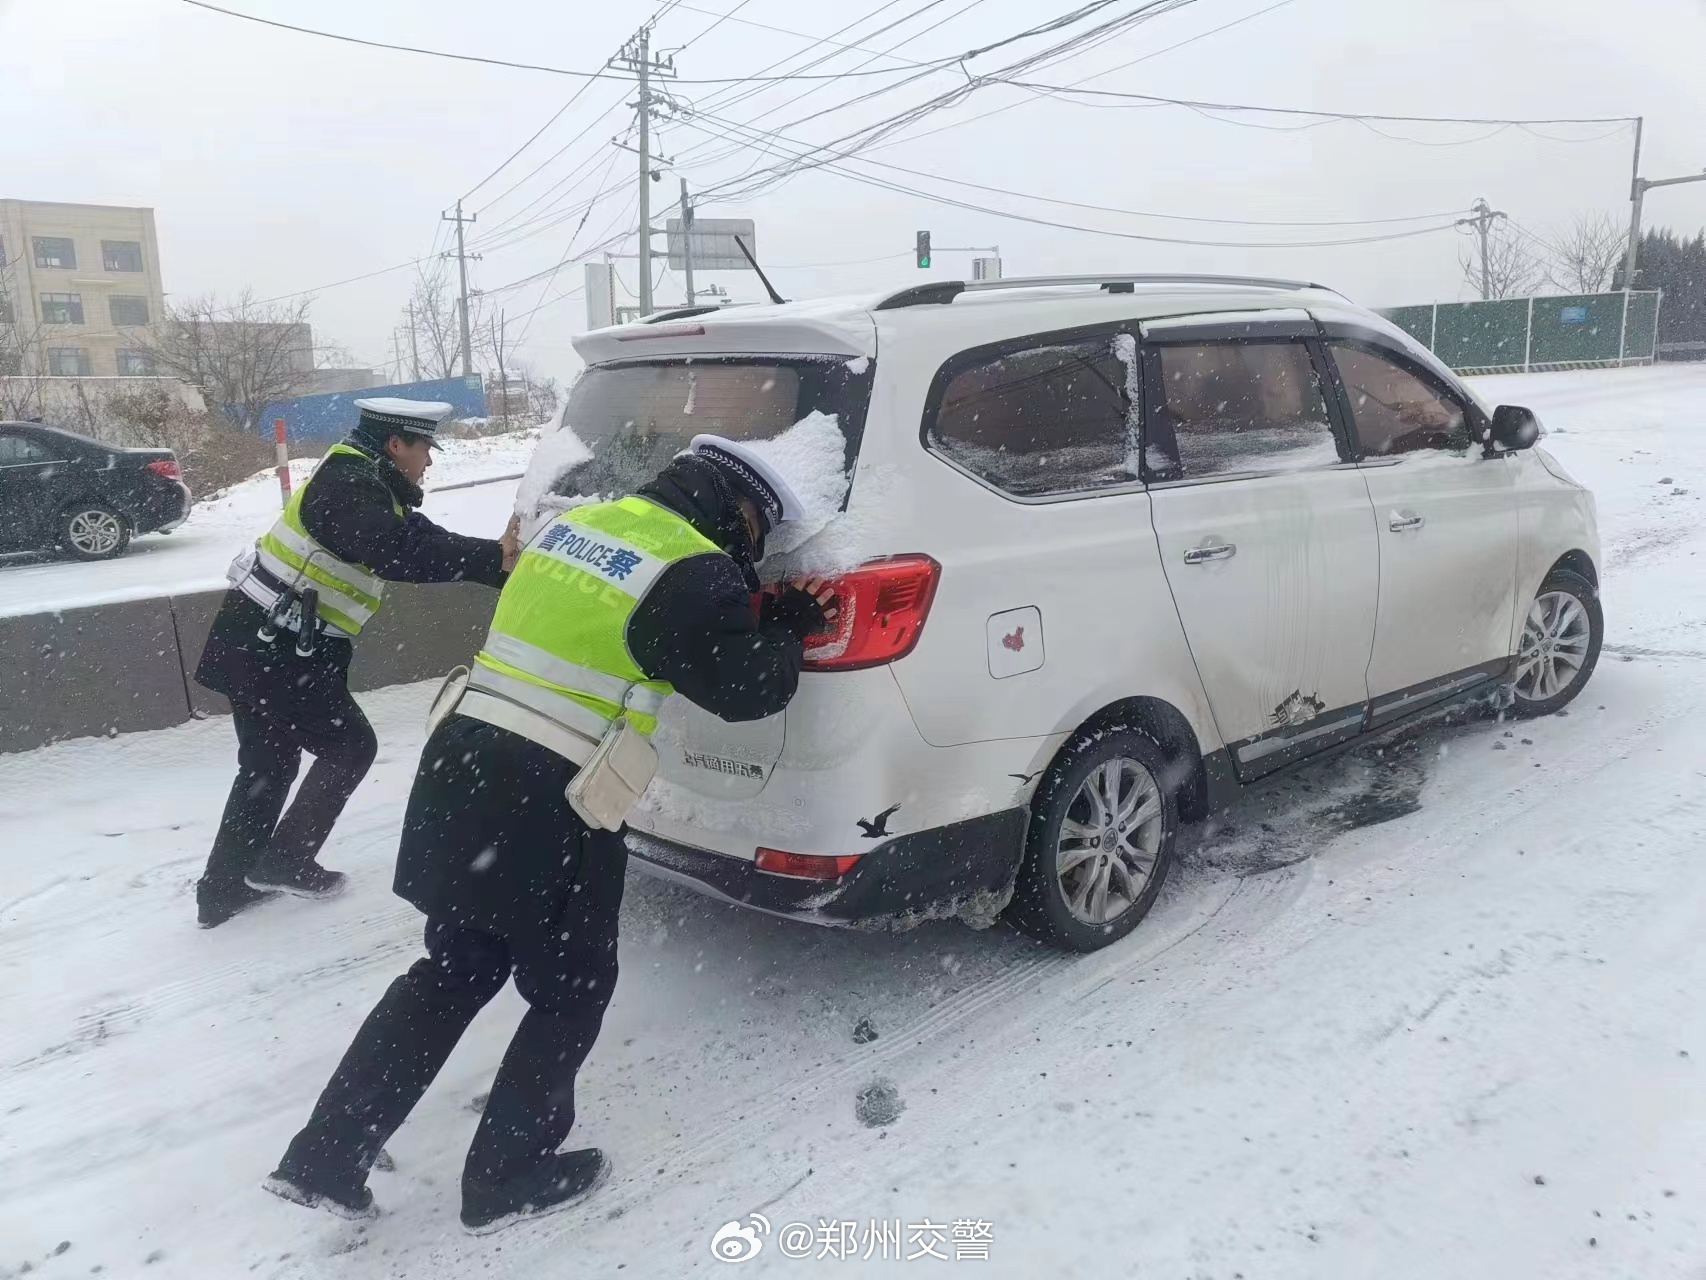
[137,482,192,533]
[625,807,1027,929]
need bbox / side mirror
[1489,404,1540,453]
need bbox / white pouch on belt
[564,716,658,831]
[425,665,471,737]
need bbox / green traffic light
[919,256,930,268]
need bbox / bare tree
[405,268,492,380]
[521,369,562,425]
[131,290,317,429]
[1545,212,1628,294]
[488,309,516,431]
[0,270,51,419]
[1459,222,1544,300]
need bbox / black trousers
[199,685,378,892]
[278,824,628,1193]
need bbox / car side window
[1146,340,1341,480]
[1329,343,1471,457]
[0,434,49,464]
[926,334,1136,498]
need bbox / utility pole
[442,199,477,376]
[405,301,421,381]
[1621,123,1706,291]
[609,25,675,317]
[680,177,696,306]
[1456,198,1507,300]
[391,330,406,384]
[1621,117,1645,291]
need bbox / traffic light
[915,230,931,269]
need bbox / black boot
[262,1163,377,1221]
[197,879,275,929]
[245,852,348,900]
[460,1149,611,1235]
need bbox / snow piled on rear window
[765,460,899,580]
[513,398,591,539]
[752,410,850,557]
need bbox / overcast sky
[4,0,1705,384]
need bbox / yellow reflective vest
[253,443,402,636]
[459,496,718,757]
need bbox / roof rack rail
[872,272,1338,311]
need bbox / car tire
[1511,567,1602,718]
[59,503,131,561]
[1005,727,1180,952]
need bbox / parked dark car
[0,421,192,560]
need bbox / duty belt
[228,550,355,639]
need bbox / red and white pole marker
[274,418,292,506]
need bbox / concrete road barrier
[1,582,500,755]
[0,598,195,753]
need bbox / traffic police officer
[264,433,837,1232]
[194,398,515,928]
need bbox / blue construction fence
[249,374,487,444]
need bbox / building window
[102,240,145,272]
[0,295,12,325]
[117,349,156,376]
[47,347,92,376]
[33,237,76,269]
[110,295,150,326]
[41,293,85,325]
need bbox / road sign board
[666,218,758,270]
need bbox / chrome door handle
[1388,512,1425,532]
[1183,541,1237,565]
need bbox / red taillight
[145,458,180,480]
[801,554,940,672]
[755,848,862,879]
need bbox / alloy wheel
[1515,590,1592,703]
[67,509,124,556]
[1056,757,1165,925]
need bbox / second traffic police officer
[193,398,516,928]
[264,432,838,1233]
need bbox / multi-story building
[0,199,167,377]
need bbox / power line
[460,80,602,204]
[1001,81,1640,127]
[678,110,1464,248]
[690,102,1468,226]
[470,118,633,244]
[667,0,759,54]
[693,0,1207,204]
[864,0,1293,152]
[668,3,939,65]
[176,0,963,83]
[461,0,690,207]
[664,0,977,173]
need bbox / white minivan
[518,274,1602,952]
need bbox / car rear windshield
[550,356,873,499]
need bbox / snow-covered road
[1,366,1704,1279]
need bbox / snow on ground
[0,432,536,619]
[2,366,1705,1278]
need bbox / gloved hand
[762,578,839,639]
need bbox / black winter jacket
[392,456,827,937]
[194,444,506,707]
